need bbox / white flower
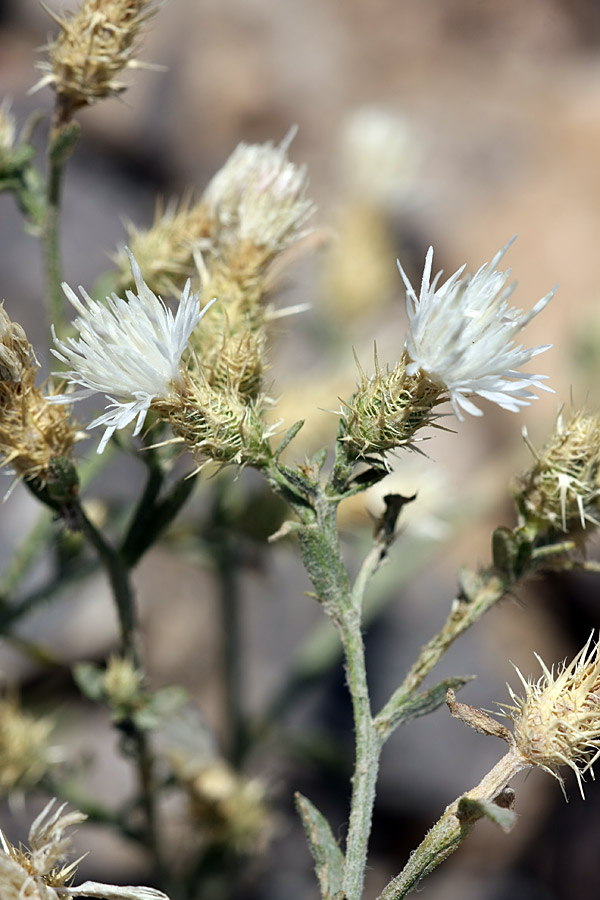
[203,128,314,251]
[0,799,171,900]
[398,238,555,419]
[52,250,215,453]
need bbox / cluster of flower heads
[48,232,558,466]
[0,799,169,899]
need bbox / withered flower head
[504,635,600,797]
[32,0,158,117]
[0,305,76,489]
[113,196,211,297]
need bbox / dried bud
[503,635,600,797]
[0,306,76,487]
[33,0,158,118]
[114,196,211,296]
[514,410,600,535]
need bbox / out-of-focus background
[1,1,600,898]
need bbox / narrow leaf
[375,675,474,741]
[295,792,344,899]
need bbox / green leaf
[375,676,474,740]
[276,420,305,458]
[295,792,345,899]
[457,795,516,833]
[132,686,188,731]
[72,662,105,702]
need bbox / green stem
[338,607,382,900]
[0,509,54,604]
[377,750,526,899]
[267,460,379,900]
[75,499,168,887]
[76,501,140,664]
[396,571,507,700]
[217,537,244,766]
[43,120,79,341]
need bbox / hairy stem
[377,749,526,899]
[44,119,79,342]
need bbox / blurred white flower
[340,106,419,209]
[399,238,555,420]
[0,799,170,899]
[52,250,215,453]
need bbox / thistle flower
[503,635,600,797]
[0,306,76,487]
[32,0,158,117]
[203,130,314,264]
[51,250,215,453]
[515,410,600,534]
[0,799,170,899]
[399,238,555,420]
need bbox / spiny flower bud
[339,349,444,461]
[32,0,158,119]
[503,635,600,797]
[164,382,275,469]
[0,306,76,488]
[514,410,600,534]
[113,196,211,297]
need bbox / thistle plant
[1,3,600,900]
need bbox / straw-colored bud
[339,348,444,461]
[0,307,76,487]
[177,758,269,854]
[514,410,600,534]
[504,635,600,797]
[0,696,56,795]
[114,197,211,297]
[33,0,158,117]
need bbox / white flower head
[203,128,314,251]
[398,237,556,420]
[0,798,171,899]
[52,250,215,453]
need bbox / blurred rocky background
[1,1,600,899]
